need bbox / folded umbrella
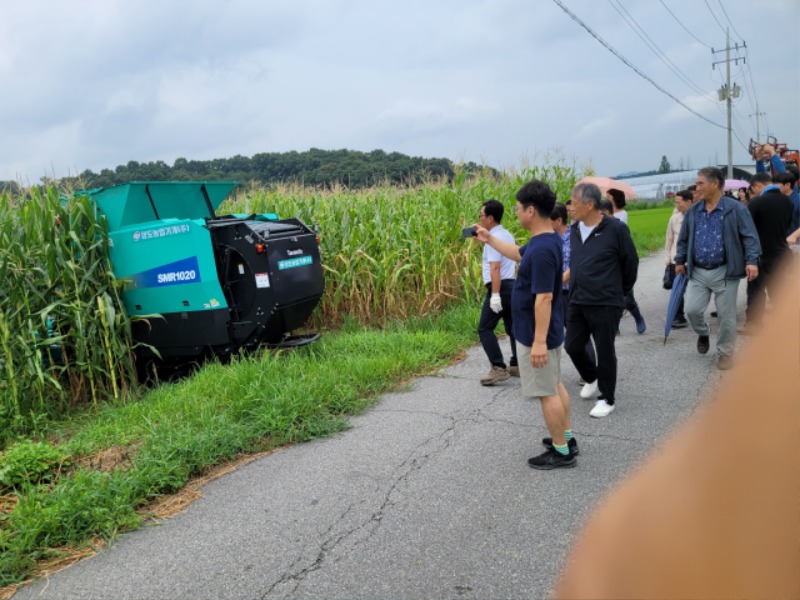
[664,272,688,344]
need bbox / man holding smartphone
[474,182,576,469]
[475,199,519,386]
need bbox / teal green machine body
[87,182,324,359]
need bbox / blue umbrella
[664,272,688,343]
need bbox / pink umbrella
[724,178,750,191]
[575,176,636,199]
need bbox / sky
[1,0,798,184]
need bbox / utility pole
[712,29,745,179]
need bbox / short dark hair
[607,188,626,209]
[687,184,697,192]
[599,198,614,214]
[572,182,602,209]
[697,167,724,189]
[482,199,504,223]
[550,203,568,224]
[750,172,772,186]
[774,171,797,186]
[786,164,800,182]
[516,180,556,218]
[676,190,693,202]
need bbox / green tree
[658,155,671,173]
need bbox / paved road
[14,251,746,599]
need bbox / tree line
[1,149,495,194]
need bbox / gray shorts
[516,343,563,398]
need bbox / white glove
[490,293,502,313]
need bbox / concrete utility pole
[712,29,745,179]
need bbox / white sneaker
[579,379,599,399]
[590,399,615,418]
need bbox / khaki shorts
[516,343,563,398]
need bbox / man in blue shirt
[474,180,575,470]
[675,167,761,370]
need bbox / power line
[608,0,714,99]
[716,0,745,44]
[658,0,712,49]
[740,49,763,136]
[735,62,758,116]
[704,0,729,36]
[731,105,753,142]
[550,0,726,130]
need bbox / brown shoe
[718,354,734,370]
[481,365,510,386]
[507,365,520,377]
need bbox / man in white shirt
[477,199,519,385]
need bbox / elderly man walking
[674,167,761,370]
[564,182,639,418]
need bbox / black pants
[624,289,644,322]
[565,304,623,404]
[562,291,596,366]
[746,253,788,325]
[478,280,517,368]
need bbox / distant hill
[50,148,496,190]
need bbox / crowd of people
[471,156,798,471]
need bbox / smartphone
[461,226,477,238]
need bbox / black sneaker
[671,316,688,329]
[697,335,710,354]
[528,448,576,470]
[541,436,580,456]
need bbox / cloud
[660,93,722,124]
[0,0,796,182]
[574,111,618,140]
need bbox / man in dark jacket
[675,167,761,370]
[744,173,793,332]
[564,182,639,418]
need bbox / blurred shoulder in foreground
[556,254,800,599]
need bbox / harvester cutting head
[85,181,324,364]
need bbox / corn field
[228,164,580,327]
[0,187,137,438]
[0,162,580,431]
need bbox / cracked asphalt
[14,251,747,600]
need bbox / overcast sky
[2,0,798,184]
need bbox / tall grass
[0,188,137,441]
